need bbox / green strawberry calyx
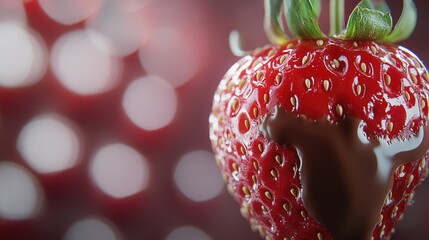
[230,0,417,55]
[267,0,417,43]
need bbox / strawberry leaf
[264,0,289,45]
[383,0,417,43]
[344,4,392,41]
[309,0,321,17]
[359,0,390,13]
[284,0,325,39]
[229,31,251,57]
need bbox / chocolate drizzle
[259,106,429,240]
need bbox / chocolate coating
[259,106,429,240]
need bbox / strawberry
[209,0,429,239]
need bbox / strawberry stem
[329,0,345,36]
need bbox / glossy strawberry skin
[209,38,429,240]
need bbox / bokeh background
[0,0,428,240]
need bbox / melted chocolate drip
[259,106,429,240]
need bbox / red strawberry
[209,1,429,239]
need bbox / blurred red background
[0,0,428,240]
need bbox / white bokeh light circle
[90,143,149,199]
[17,114,81,174]
[122,75,177,131]
[64,217,121,240]
[0,162,44,220]
[121,0,151,12]
[174,150,224,202]
[38,0,101,25]
[166,226,211,240]
[51,29,121,95]
[139,27,200,88]
[0,22,47,88]
[86,0,150,56]
[0,0,26,24]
